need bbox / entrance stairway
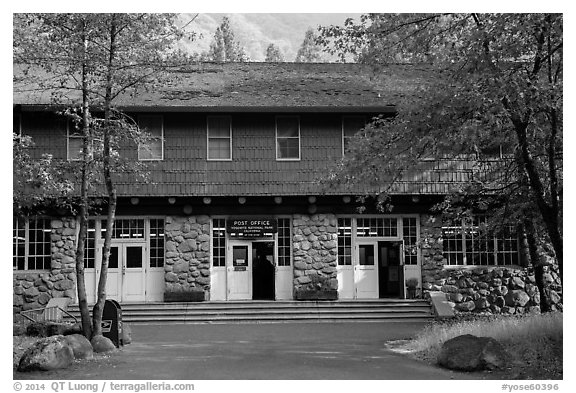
[68,299,433,324]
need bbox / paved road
[14,322,485,380]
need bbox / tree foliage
[14,13,187,337]
[13,132,74,214]
[205,16,249,62]
[295,28,324,63]
[319,14,563,279]
[264,43,284,62]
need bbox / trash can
[95,299,123,348]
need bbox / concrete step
[67,299,433,324]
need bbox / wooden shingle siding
[18,111,492,197]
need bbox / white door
[84,261,98,304]
[354,242,379,299]
[101,245,121,302]
[275,263,292,300]
[122,245,146,302]
[227,242,252,300]
[99,244,147,302]
[337,262,354,300]
[146,264,164,302]
[211,266,227,301]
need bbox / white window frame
[275,115,301,161]
[137,114,164,161]
[13,217,52,271]
[211,217,228,267]
[342,115,366,157]
[336,214,420,264]
[276,216,292,267]
[207,115,233,161]
[442,216,520,266]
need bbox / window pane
[359,245,375,265]
[126,246,143,268]
[208,138,231,159]
[68,136,83,160]
[84,220,96,269]
[208,116,231,137]
[106,246,119,269]
[102,219,145,239]
[338,218,352,265]
[150,219,165,268]
[13,217,26,270]
[28,219,51,270]
[276,117,299,137]
[139,115,163,137]
[138,115,163,160]
[277,218,291,266]
[277,138,299,159]
[403,217,418,265]
[212,219,226,267]
[139,140,163,160]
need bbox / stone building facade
[13,62,562,315]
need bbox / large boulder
[18,335,74,372]
[91,335,116,353]
[437,334,510,371]
[64,334,94,360]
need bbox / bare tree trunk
[513,120,563,282]
[523,219,550,312]
[75,19,92,339]
[92,14,118,337]
[503,99,563,283]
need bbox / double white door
[84,242,163,303]
[338,241,379,299]
[211,240,293,301]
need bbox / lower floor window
[442,216,519,266]
[13,217,52,270]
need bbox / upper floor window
[67,120,83,161]
[342,116,365,156]
[13,217,52,271]
[207,116,232,160]
[13,113,21,135]
[442,216,519,266]
[276,116,300,160]
[138,115,163,160]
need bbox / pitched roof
[14,62,438,112]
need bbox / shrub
[402,312,563,378]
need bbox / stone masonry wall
[13,217,77,313]
[164,215,211,296]
[292,214,339,292]
[433,266,562,315]
[419,213,563,314]
[420,214,445,289]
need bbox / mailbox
[95,299,123,348]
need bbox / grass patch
[401,312,563,379]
